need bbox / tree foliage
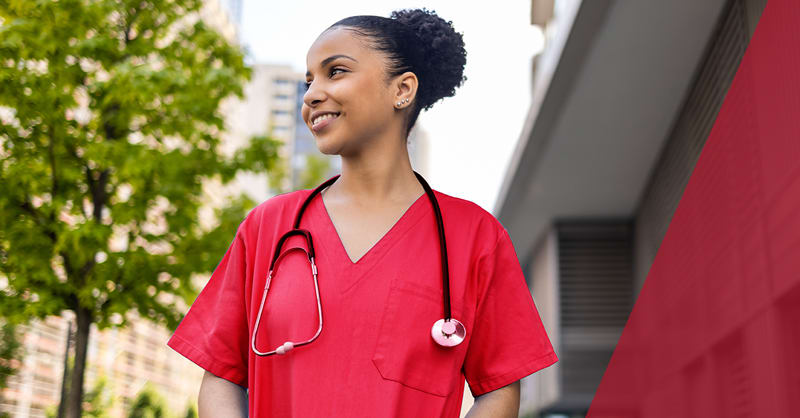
[0,0,283,416]
[46,373,114,418]
[297,153,332,190]
[81,374,114,418]
[126,384,167,418]
[0,322,21,390]
[182,402,197,418]
[0,320,23,418]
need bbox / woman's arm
[198,370,248,417]
[465,380,521,418]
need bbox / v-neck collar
[310,190,429,293]
[320,191,427,265]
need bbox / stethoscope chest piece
[252,171,468,357]
[431,318,466,347]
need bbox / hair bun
[391,8,467,111]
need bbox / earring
[396,98,409,108]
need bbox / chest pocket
[371,275,467,397]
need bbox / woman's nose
[303,83,325,107]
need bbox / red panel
[588,0,800,415]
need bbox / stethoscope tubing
[413,171,453,321]
[252,248,322,356]
[251,171,458,356]
[287,171,453,319]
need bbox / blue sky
[237,0,542,212]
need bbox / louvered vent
[557,221,634,397]
[558,222,634,329]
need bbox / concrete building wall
[1,317,68,417]
[218,63,305,201]
[2,314,205,417]
[520,228,562,416]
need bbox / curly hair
[325,8,467,137]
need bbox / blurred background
[0,0,773,417]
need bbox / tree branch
[19,198,57,243]
[61,142,92,220]
[61,250,75,279]
[123,6,143,45]
[92,169,110,221]
[48,127,59,200]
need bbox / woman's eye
[304,69,345,91]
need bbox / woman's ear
[394,71,418,107]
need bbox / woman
[168,8,557,417]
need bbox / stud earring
[396,98,409,108]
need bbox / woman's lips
[311,114,339,133]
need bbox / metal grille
[558,222,634,329]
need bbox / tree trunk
[56,320,72,418]
[65,306,92,418]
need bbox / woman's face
[302,27,400,156]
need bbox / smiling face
[302,27,406,157]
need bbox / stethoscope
[251,171,467,356]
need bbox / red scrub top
[167,182,557,417]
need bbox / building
[1,317,69,417]
[1,312,205,417]
[494,0,767,416]
[218,0,243,27]
[218,63,306,199]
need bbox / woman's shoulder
[238,188,315,237]
[433,189,506,243]
[251,188,313,216]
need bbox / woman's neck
[327,139,424,206]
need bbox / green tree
[182,403,197,418]
[127,384,167,418]
[82,375,114,418]
[297,153,332,190]
[0,1,282,417]
[0,322,21,389]
[46,374,114,418]
[0,321,23,418]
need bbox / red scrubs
[168,183,557,417]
